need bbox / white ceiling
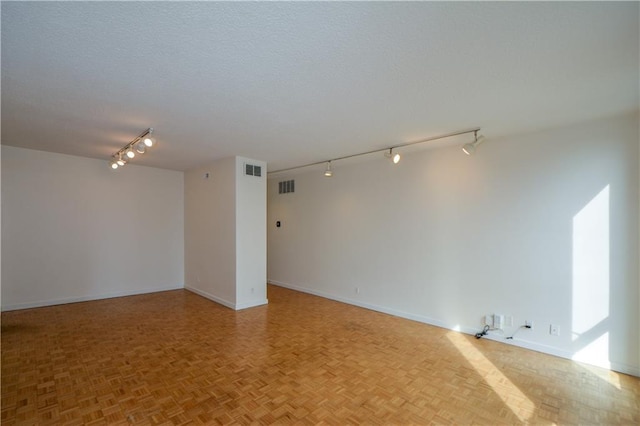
[2,2,638,172]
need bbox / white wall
[184,157,237,307]
[1,146,184,310]
[235,157,268,309]
[184,156,267,310]
[1,145,2,309]
[268,112,640,376]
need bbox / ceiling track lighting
[462,130,485,156]
[109,128,156,170]
[268,127,483,177]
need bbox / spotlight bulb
[110,161,119,170]
[136,141,147,154]
[463,134,485,155]
[142,135,155,147]
[385,149,401,164]
[116,154,126,166]
[126,149,135,158]
[324,162,333,177]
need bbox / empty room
[1,1,639,425]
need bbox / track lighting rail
[268,127,481,175]
[109,128,156,170]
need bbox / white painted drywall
[235,157,268,309]
[1,146,184,310]
[184,157,237,308]
[267,112,639,376]
[184,156,267,310]
[1,145,2,309]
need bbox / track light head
[116,153,126,166]
[324,161,333,177]
[142,135,155,148]
[110,161,119,170]
[135,141,147,154]
[126,148,135,159]
[142,128,155,147]
[385,148,401,164]
[462,142,476,155]
[463,134,485,155]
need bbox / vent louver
[278,180,295,194]
[245,163,262,177]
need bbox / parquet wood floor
[2,285,638,425]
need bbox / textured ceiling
[2,2,638,171]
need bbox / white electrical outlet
[485,315,493,327]
[494,314,505,330]
[525,320,534,330]
[505,315,513,327]
[550,324,560,336]
[355,287,360,294]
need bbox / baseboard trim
[184,286,268,311]
[1,284,185,312]
[185,286,235,310]
[267,280,640,377]
[235,299,269,310]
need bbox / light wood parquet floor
[2,285,639,425]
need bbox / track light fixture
[462,131,485,155]
[109,128,156,170]
[385,148,401,164]
[141,134,155,148]
[324,161,333,177]
[268,127,482,176]
[135,141,147,154]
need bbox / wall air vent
[245,163,262,177]
[278,180,295,194]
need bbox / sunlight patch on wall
[573,332,611,369]
[572,185,610,367]
[446,332,535,422]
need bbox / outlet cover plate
[505,315,513,327]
